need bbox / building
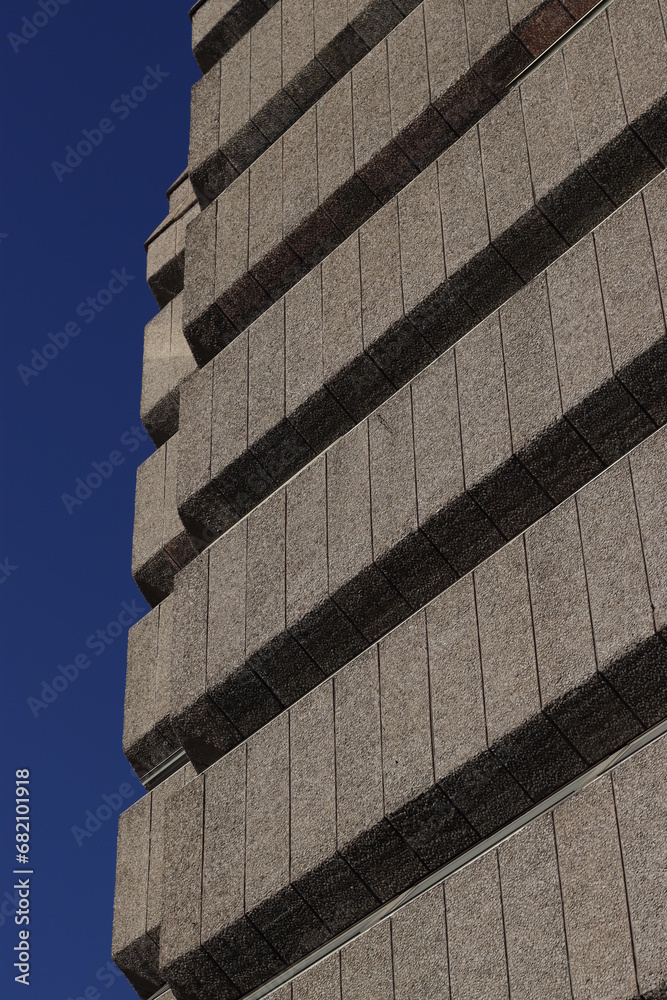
[112,0,667,998]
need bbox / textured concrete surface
[175,165,666,560]
[112,796,162,998]
[141,294,197,448]
[124,430,667,995]
[119,0,667,995]
[188,0,600,207]
[183,0,666,365]
[132,435,196,606]
[161,295,666,768]
[245,733,666,1000]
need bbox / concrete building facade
[114,0,667,997]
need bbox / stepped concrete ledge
[175,163,667,558]
[188,0,598,203]
[146,178,200,310]
[128,166,667,621]
[140,294,198,448]
[182,0,667,366]
[113,449,667,995]
[124,238,666,771]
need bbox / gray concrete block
[438,128,521,319]
[287,457,365,672]
[250,6,298,142]
[476,536,583,800]
[183,202,232,366]
[123,608,177,778]
[340,922,394,1000]
[456,314,551,539]
[389,11,455,170]
[164,435,197,572]
[246,490,322,703]
[189,64,233,205]
[370,387,453,607]
[215,172,271,334]
[283,0,333,110]
[520,51,613,243]
[113,797,161,999]
[413,352,501,573]
[155,596,177,756]
[132,446,175,606]
[361,199,434,385]
[141,303,179,447]
[327,423,410,640]
[322,234,394,422]
[378,613,433,816]
[498,813,571,1000]
[177,365,234,545]
[284,110,340,270]
[335,646,424,901]
[612,732,667,998]
[396,163,447,340]
[352,39,416,204]
[576,457,659,724]
[246,715,329,964]
[595,194,667,425]
[563,13,659,205]
[445,850,510,1000]
[210,329,271,518]
[248,139,302,302]
[526,498,640,762]
[147,220,184,310]
[381,612,475,868]
[285,267,353,449]
[426,0,495,136]
[247,300,313,484]
[318,74,378,238]
[202,744,283,993]
[147,770,186,944]
[500,275,602,502]
[480,90,566,282]
[553,776,637,1000]
[630,427,667,636]
[427,577,487,781]
[208,519,280,738]
[247,299,284,450]
[169,294,197,397]
[427,576,531,835]
[547,233,654,463]
[161,776,237,999]
[170,553,239,771]
[292,952,341,1000]
[609,0,667,163]
[219,35,269,177]
[290,682,377,931]
[391,886,449,1000]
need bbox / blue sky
[0,2,197,997]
